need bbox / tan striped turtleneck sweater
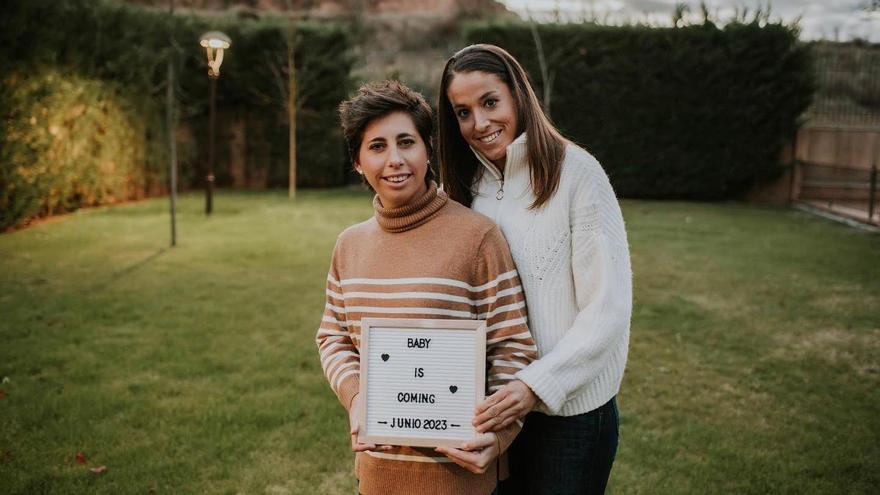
[316,183,537,495]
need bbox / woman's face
[356,111,429,209]
[446,70,519,168]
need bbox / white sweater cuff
[515,363,566,414]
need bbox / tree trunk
[286,10,298,199]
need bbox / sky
[500,0,880,42]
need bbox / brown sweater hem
[357,452,497,495]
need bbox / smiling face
[355,111,430,209]
[446,70,520,170]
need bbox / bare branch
[529,22,552,117]
[265,53,289,102]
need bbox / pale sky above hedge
[501,0,879,42]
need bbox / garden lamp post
[199,31,231,216]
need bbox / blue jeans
[496,397,619,495]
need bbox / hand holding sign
[435,431,500,474]
[349,394,394,453]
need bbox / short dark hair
[339,80,435,186]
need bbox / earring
[426,159,431,167]
[357,169,363,175]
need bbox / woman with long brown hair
[438,44,633,494]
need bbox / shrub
[0,71,159,230]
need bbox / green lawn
[1,191,878,494]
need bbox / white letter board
[358,317,486,448]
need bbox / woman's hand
[435,432,499,474]
[473,379,538,432]
[349,395,394,453]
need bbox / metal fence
[795,160,879,226]
[794,42,880,226]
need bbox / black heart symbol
[381,354,389,362]
[449,385,458,394]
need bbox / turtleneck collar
[373,181,448,233]
[470,132,528,180]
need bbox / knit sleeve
[474,226,538,451]
[515,162,632,414]
[315,239,361,412]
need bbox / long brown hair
[438,44,566,209]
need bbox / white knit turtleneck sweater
[470,133,632,416]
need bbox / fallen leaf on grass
[0,389,6,400]
[75,452,87,464]
[90,465,108,474]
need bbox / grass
[0,190,878,494]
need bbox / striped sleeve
[474,226,538,451]
[315,246,361,411]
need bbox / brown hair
[338,80,435,187]
[438,44,566,209]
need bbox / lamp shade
[199,31,231,78]
[199,31,231,50]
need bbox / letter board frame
[357,317,487,448]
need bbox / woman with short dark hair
[317,80,537,495]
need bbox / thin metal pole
[206,75,216,216]
[788,127,799,204]
[869,166,877,225]
[871,128,880,225]
[167,0,178,246]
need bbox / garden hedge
[1,0,354,230]
[462,20,814,199]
